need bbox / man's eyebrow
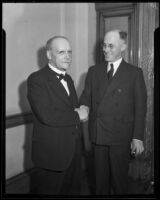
[103,43,114,46]
[57,50,72,52]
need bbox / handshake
[74,105,89,122]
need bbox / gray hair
[46,36,70,50]
[106,29,127,43]
[119,31,127,43]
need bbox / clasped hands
[74,105,89,122]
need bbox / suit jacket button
[118,89,122,93]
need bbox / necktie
[53,71,67,82]
[53,71,70,95]
[107,63,114,80]
[58,74,67,81]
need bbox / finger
[131,145,136,152]
[140,147,144,154]
[82,117,88,122]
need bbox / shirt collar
[107,57,122,72]
[48,63,66,75]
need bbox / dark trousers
[30,137,82,195]
[94,144,130,195]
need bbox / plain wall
[3,3,96,179]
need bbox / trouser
[94,144,130,195]
[30,137,82,195]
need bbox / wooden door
[95,3,139,65]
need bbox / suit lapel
[66,76,79,108]
[97,62,109,101]
[45,66,73,107]
[102,60,128,98]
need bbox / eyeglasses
[102,43,114,50]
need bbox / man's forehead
[52,39,71,50]
[104,31,120,42]
[51,38,68,45]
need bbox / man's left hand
[130,139,144,156]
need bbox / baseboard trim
[6,112,33,129]
[6,167,36,194]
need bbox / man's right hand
[74,105,89,122]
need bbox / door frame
[95,3,139,65]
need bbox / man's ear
[121,43,127,52]
[46,50,51,60]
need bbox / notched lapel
[103,61,127,98]
[97,63,109,100]
[66,77,78,108]
[46,67,72,107]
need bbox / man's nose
[66,52,70,57]
[65,52,70,58]
[103,46,110,52]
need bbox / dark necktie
[53,71,71,96]
[58,74,67,81]
[53,71,67,82]
[107,63,114,80]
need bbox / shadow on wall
[18,80,34,172]
[18,45,48,172]
[37,46,48,69]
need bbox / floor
[6,157,154,196]
[80,170,152,195]
[5,170,153,196]
[80,153,154,196]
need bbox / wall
[3,3,62,116]
[3,3,96,179]
[5,124,34,179]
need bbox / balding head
[105,29,127,44]
[46,36,70,51]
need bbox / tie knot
[58,74,67,81]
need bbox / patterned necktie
[107,63,114,80]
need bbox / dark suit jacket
[80,60,147,145]
[27,65,81,171]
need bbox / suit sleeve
[27,74,80,127]
[79,67,93,108]
[133,69,147,140]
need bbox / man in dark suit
[80,29,147,194]
[27,36,88,195]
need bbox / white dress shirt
[48,63,70,95]
[107,57,122,76]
